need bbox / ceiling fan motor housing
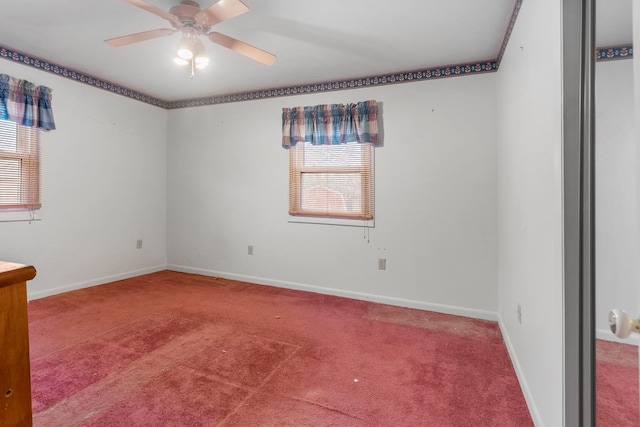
[170,1,211,34]
[169,0,200,19]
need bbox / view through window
[0,119,41,210]
[289,141,373,220]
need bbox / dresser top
[0,262,37,288]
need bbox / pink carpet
[596,339,639,426]
[28,271,533,426]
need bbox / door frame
[563,0,596,425]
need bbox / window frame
[0,120,41,212]
[288,141,374,221]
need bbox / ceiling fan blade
[121,0,178,23]
[208,32,276,65]
[196,0,249,27]
[105,28,176,47]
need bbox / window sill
[0,210,41,223]
[288,215,374,228]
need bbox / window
[0,119,41,210]
[289,141,374,220]
[283,100,380,222]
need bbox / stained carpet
[28,271,533,426]
[596,339,639,426]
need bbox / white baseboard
[596,327,640,345]
[27,264,167,301]
[166,264,499,322]
[498,314,543,427]
[497,324,637,427]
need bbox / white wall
[167,74,499,318]
[496,0,563,425]
[595,59,639,342]
[0,60,168,299]
[636,0,640,331]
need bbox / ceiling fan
[105,0,276,66]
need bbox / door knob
[609,309,640,338]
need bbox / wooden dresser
[0,262,36,427]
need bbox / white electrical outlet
[248,245,254,255]
[136,239,143,249]
[517,304,522,324]
[378,258,386,270]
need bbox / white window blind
[289,141,373,220]
[0,119,41,210]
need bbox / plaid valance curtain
[0,74,56,131]
[282,100,379,148]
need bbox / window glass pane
[304,142,363,167]
[301,172,362,213]
[0,122,40,210]
[290,141,372,220]
[0,120,17,153]
[0,159,22,204]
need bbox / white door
[635,0,640,396]
[595,0,640,426]
[607,0,640,420]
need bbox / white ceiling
[0,0,632,103]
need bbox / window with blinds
[289,141,374,220]
[0,120,41,210]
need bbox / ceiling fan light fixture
[177,36,194,59]
[174,57,189,66]
[195,56,210,69]
[192,39,209,69]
